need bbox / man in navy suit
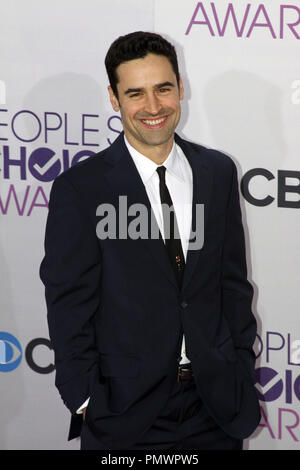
[40,31,260,450]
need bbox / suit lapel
[103,133,178,288]
[175,134,214,292]
[103,132,213,292]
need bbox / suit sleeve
[40,174,101,414]
[221,160,257,383]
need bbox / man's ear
[108,86,120,112]
[178,75,184,101]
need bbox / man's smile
[138,115,169,129]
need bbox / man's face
[108,53,184,155]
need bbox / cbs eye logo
[0,332,22,372]
[0,331,54,374]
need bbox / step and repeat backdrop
[1,0,299,450]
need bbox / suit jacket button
[181,300,188,309]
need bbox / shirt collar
[124,135,185,185]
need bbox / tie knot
[156,165,166,181]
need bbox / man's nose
[145,92,161,115]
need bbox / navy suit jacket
[40,132,260,449]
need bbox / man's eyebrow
[154,81,175,89]
[124,81,175,95]
[124,87,143,95]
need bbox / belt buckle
[177,364,192,382]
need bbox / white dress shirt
[77,135,193,414]
[125,135,193,367]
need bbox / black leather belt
[177,363,193,382]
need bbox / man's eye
[129,93,141,98]
[159,88,170,93]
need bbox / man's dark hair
[105,31,180,99]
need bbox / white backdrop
[0,0,299,450]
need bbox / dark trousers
[81,375,243,450]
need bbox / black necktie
[156,166,185,288]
